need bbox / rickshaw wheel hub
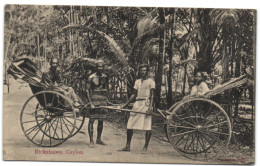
[45,115,52,122]
[46,115,51,119]
[196,125,203,132]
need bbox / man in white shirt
[190,72,210,97]
[119,64,155,152]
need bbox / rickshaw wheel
[167,98,231,160]
[70,111,85,137]
[21,91,77,147]
[35,104,86,139]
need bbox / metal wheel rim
[20,91,76,147]
[167,98,231,160]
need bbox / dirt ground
[2,77,254,164]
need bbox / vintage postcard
[3,4,256,164]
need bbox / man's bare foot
[89,142,95,148]
[141,147,148,154]
[96,140,107,145]
[118,147,130,152]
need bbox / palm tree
[209,9,240,81]
[154,8,165,106]
[166,8,175,107]
[209,9,241,119]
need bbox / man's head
[188,76,194,87]
[96,60,104,74]
[50,58,59,70]
[195,72,202,84]
[139,64,149,79]
[195,72,205,84]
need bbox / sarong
[89,90,108,120]
[127,98,152,130]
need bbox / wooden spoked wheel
[34,103,86,139]
[167,98,231,160]
[20,91,77,147]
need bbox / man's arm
[147,89,155,115]
[86,78,95,108]
[105,75,109,91]
[122,89,137,108]
[105,75,110,97]
[56,70,64,87]
[42,72,53,87]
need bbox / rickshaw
[7,58,249,160]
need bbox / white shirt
[134,78,155,98]
[190,82,210,97]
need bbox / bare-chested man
[86,60,108,147]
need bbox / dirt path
[3,77,245,164]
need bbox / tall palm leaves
[209,9,254,119]
[5,6,255,109]
[95,30,128,68]
[61,8,162,96]
[130,12,159,68]
[176,9,241,75]
[210,9,240,81]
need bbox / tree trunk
[235,42,242,77]
[182,64,187,96]
[71,29,74,57]
[196,9,214,74]
[87,31,93,54]
[167,34,173,107]
[37,33,42,67]
[166,9,175,108]
[175,72,179,100]
[154,8,165,107]
[222,38,229,82]
[4,33,12,86]
[222,24,231,118]
[233,40,242,117]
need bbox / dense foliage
[4,5,255,107]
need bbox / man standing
[42,58,81,107]
[119,64,155,152]
[86,60,108,147]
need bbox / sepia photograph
[2,2,256,165]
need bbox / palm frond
[131,22,171,54]
[137,15,158,37]
[210,9,240,26]
[95,30,128,67]
[135,7,149,15]
[60,24,129,69]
